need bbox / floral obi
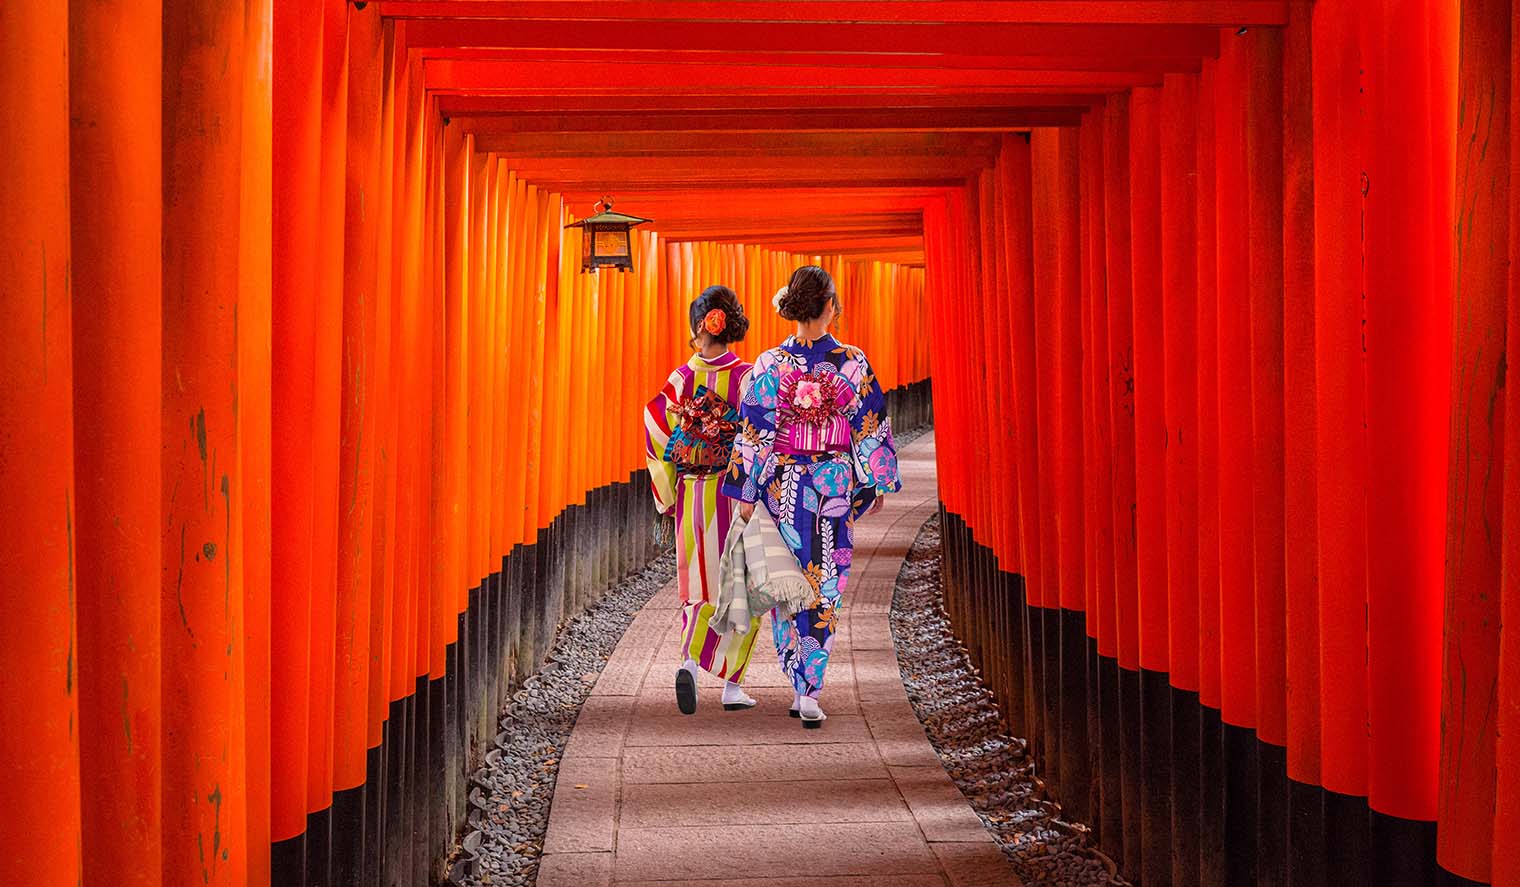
[776,367,854,455]
[664,385,741,475]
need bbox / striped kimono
[644,350,762,681]
[723,334,901,699]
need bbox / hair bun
[690,284,750,346]
[777,266,836,322]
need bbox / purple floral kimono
[722,334,901,699]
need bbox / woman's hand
[739,501,756,521]
[867,495,886,516]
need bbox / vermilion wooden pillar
[238,2,274,883]
[0,5,81,885]
[333,6,383,884]
[1128,83,1173,887]
[1279,6,1325,886]
[1054,126,1090,826]
[366,15,400,766]
[67,1,164,884]
[307,1,351,875]
[1103,92,1141,881]
[1310,0,1369,830]
[1361,1,1455,882]
[1081,108,1123,864]
[1032,128,1065,791]
[272,0,322,867]
[1214,33,1259,887]
[1195,55,1227,887]
[1497,1,1520,872]
[1246,25,1290,887]
[162,2,250,884]
[1160,70,1201,887]
[998,135,1041,748]
[1437,1,1509,884]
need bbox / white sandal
[798,696,827,729]
[722,683,757,711]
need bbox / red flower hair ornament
[702,308,727,335]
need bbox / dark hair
[778,265,841,322]
[689,284,750,346]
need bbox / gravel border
[450,552,675,886]
[890,514,1129,887]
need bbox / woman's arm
[722,351,779,510]
[643,372,683,515]
[847,349,902,518]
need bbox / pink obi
[776,368,854,455]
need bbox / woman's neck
[795,321,830,342]
[699,342,729,360]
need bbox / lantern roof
[565,206,652,229]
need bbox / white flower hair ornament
[772,286,788,311]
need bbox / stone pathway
[534,434,1024,887]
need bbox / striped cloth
[711,501,816,636]
[645,350,761,681]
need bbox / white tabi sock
[798,696,825,720]
[682,658,699,678]
[721,680,754,706]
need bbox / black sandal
[675,668,697,715]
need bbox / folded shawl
[710,501,816,635]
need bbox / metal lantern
[565,197,651,273]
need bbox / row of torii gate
[3,2,1519,887]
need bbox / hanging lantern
[565,197,651,273]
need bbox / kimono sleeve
[643,370,683,514]
[848,348,902,505]
[722,350,779,504]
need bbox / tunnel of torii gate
[5,1,1520,886]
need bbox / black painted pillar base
[272,831,306,887]
[1086,636,1103,846]
[1026,600,1046,772]
[1060,608,1091,825]
[1170,687,1201,887]
[1042,605,1062,793]
[1223,722,1259,886]
[1257,741,1288,887]
[304,805,332,887]
[1287,778,1327,887]
[1324,788,1369,884]
[1098,654,1125,869]
[331,784,365,887]
[410,675,430,887]
[1370,810,1436,887]
[1140,668,1173,887]
[1199,707,1226,887]
[1119,666,1143,882]
[363,744,384,887]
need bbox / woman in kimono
[723,265,902,728]
[644,285,763,715]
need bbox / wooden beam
[380,1,1288,27]
[416,47,1204,75]
[423,58,1165,91]
[437,92,1102,113]
[472,130,1002,157]
[397,19,1221,59]
[461,108,1084,135]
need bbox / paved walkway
[536,434,1021,887]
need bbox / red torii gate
[1,2,1516,886]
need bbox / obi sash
[775,367,854,455]
[664,385,740,475]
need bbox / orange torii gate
[3,2,1520,887]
